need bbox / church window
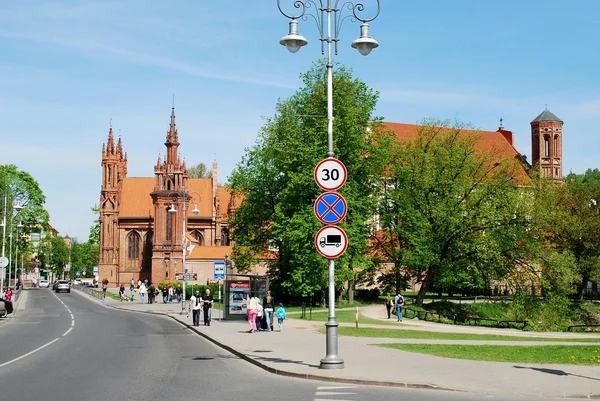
[544,136,550,157]
[191,230,204,246]
[221,228,230,246]
[142,231,153,271]
[166,209,173,243]
[128,232,140,259]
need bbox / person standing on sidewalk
[175,285,183,303]
[102,278,108,299]
[201,288,213,326]
[139,281,147,304]
[395,292,405,322]
[246,292,259,333]
[385,293,394,319]
[276,302,286,331]
[189,290,201,326]
[263,290,275,331]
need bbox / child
[276,302,286,331]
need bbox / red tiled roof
[119,178,234,218]
[188,245,234,260]
[383,122,530,184]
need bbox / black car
[0,298,13,317]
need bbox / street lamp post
[277,0,380,370]
[168,191,200,314]
[1,192,7,290]
[7,202,23,288]
[14,221,23,288]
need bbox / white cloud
[575,99,600,116]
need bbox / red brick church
[98,107,563,287]
[98,108,241,287]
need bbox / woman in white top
[139,282,147,304]
[246,292,259,333]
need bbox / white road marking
[71,320,75,327]
[317,386,357,390]
[62,328,73,336]
[316,392,357,396]
[0,338,60,368]
[314,399,355,401]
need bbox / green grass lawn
[377,344,600,365]
[327,327,600,342]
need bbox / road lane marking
[62,328,73,336]
[0,338,60,368]
[317,386,357,390]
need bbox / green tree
[0,164,50,228]
[38,235,70,277]
[533,169,600,299]
[228,61,389,301]
[188,162,212,179]
[88,205,100,245]
[70,238,99,278]
[371,120,535,306]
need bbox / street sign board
[93,266,99,274]
[76,271,80,277]
[314,192,347,225]
[315,225,348,259]
[176,272,197,281]
[214,261,225,280]
[314,158,347,191]
[0,256,8,268]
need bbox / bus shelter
[224,274,269,320]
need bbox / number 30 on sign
[314,158,347,191]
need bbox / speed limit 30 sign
[314,158,347,191]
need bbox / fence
[74,284,104,301]
[403,306,528,330]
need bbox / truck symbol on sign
[319,235,342,248]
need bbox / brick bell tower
[531,108,563,181]
[150,108,189,285]
[99,124,128,285]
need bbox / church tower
[531,109,563,181]
[99,125,128,284]
[150,108,190,284]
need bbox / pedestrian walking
[246,292,259,333]
[176,285,183,303]
[201,288,213,326]
[168,285,173,303]
[385,293,394,319]
[162,286,168,303]
[395,292,405,322]
[139,282,147,303]
[130,279,135,293]
[102,278,108,299]
[189,290,201,326]
[276,302,287,331]
[263,290,275,331]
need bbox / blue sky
[1,0,598,241]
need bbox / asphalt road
[0,289,568,401]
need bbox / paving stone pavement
[87,287,600,398]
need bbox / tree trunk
[415,271,433,306]
[348,279,354,304]
[576,273,590,301]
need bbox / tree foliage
[70,238,99,278]
[370,121,534,306]
[88,205,100,245]
[228,61,389,300]
[0,164,50,229]
[188,162,212,179]
[38,235,70,276]
[533,169,600,299]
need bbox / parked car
[0,298,13,317]
[73,278,82,286]
[39,279,50,288]
[55,280,71,293]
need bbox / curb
[76,289,600,399]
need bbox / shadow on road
[514,365,600,382]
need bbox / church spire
[107,125,115,154]
[164,107,180,165]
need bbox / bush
[354,288,381,303]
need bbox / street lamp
[167,191,200,314]
[14,221,23,288]
[277,0,381,370]
[8,203,23,288]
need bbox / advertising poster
[228,281,250,315]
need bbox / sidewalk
[94,288,600,398]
